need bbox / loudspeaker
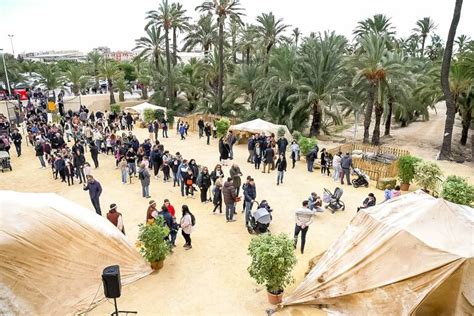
[102,265,121,298]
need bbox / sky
[0,0,473,55]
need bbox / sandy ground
[1,103,472,315]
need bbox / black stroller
[0,151,12,172]
[323,187,345,213]
[246,200,273,234]
[351,168,369,188]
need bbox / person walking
[90,143,99,168]
[138,162,151,198]
[222,177,237,222]
[118,157,128,184]
[73,150,86,184]
[107,203,125,234]
[212,178,223,214]
[197,167,212,203]
[332,152,342,182]
[83,175,103,215]
[11,129,22,157]
[243,178,256,226]
[276,154,287,185]
[229,164,243,196]
[290,140,299,169]
[179,123,186,140]
[294,200,317,254]
[180,205,194,250]
[340,152,353,185]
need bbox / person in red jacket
[164,199,175,217]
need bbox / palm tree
[439,0,464,160]
[64,64,85,96]
[133,25,163,71]
[115,74,130,102]
[256,12,289,73]
[87,51,102,90]
[413,17,437,56]
[238,24,258,65]
[353,14,395,39]
[449,60,473,145]
[170,2,189,65]
[197,0,244,114]
[182,14,218,60]
[455,34,471,53]
[99,61,121,105]
[228,16,243,63]
[20,60,37,76]
[37,63,62,99]
[146,0,174,106]
[292,27,302,47]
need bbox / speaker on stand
[101,265,137,316]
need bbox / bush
[299,137,318,157]
[398,155,422,184]
[247,233,297,294]
[441,176,474,206]
[137,217,171,263]
[110,104,120,114]
[414,161,443,193]
[166,109,175,126]
[143,108,156,123]
[277,127,286,138]
[216,118,230,138]
[292,131,302,142]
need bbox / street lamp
[8,35,15,57]
[0,48,12,96]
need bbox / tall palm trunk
[154,51,160,72]
[246,48,250,65]
[264,43,273,75]
[73,85,79,96]
[204,45,210,63]
[172,27,178,66]
[420,35,426,57]
[384,96,393,136]
[119,91,125,102]
[232,35,237,64]
[363,81,377,143]
[141,85,148,100]
[108,78,116,105]
[217,18,225,114]
[439,0,463,160]
[460,107,471,145]
[372,101,383,145]
[165,27,173,107]
[309,101,322,137]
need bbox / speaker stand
[111,297,137,316]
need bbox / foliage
[277,127,286,138]
[216,117,230,138]
[299,137,318,156]
[247,233,297,294]
[118,62,137,82]
[166,109,175,125]
[441,176,474,206]
[144,108,156,123]
[398,155,422,184]
[110,104,121,114]
[414,160,443,193]
[137,217,171,263]
[291,131,302,142]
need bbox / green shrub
[143,108,156,123]
[165,109,175,125]
[277,127,286,138]
[441,176,474,206]
[398,155,422,184]
[137,217,171,263]
[110,104,120,114]
[216,118,230,138]
[292,131,302,142]
[414,161,443,193]
[247,233,297,294]
[299,137,318,157]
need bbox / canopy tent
[0,191,151,315]
[124,102,167,120]
[283,191,473,315]
[229,118,292,141]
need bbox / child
[162,161,171,182]
[83,162,92,176]
[118,157,128,184]
[391,185,401,198]
[169,217,179,247]
[383,185,393,203]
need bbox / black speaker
[102,265,121,298]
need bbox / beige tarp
[124,102,167,120]
[283,190,474,315]
[229,118,292,140]
[0,191,151,315]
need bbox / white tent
[0,191,151,315]
[283,191,473,315]
[124,102,167,120]
[229,118,292,140]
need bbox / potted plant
[397,155,421,191]
[137,217,171,270]
[247,233,297,305]
[441,175,474,206]
[216,118,230,138]
[414,161,443,195]
[299,137,318,160]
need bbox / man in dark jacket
[243,178,256,226]
[35,140,46,168]
[198,117,205,138]
[247,135,255,163]
[263,146,275,174]
[83,175,103,215]
[11,129,22,157]
[222,177,237,222]
[276,136,288,156]
[90,144,99,168]
[341,152,353,185]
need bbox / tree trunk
[119,91,125,102]
[142,86,148,100]
[460,107,471,145]
[363,81,377,143]
[384,97,393,136]
[165,27,173,107]
[420,35,426,57]
[204,45,210,63]
[172,27,178,66]
[217,18,225,114]
[108,78,116,105]
[154,51,160,72]
[232,35,237,64]
[309,101,322,137]
[246,48,250,65]
[372,101,383,145]
[264,42,273,75]
[73,85,79,96]
[439,0,463,160]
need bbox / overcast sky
[0,0,473,54]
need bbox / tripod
[111,297,137,316]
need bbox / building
[18,50,87,62]
[108,50,137,62]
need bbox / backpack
[190,213,196,226]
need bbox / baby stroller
[247,200,273,234]
[0,151,12,172]
[351,168,369,188]
[323,187,345,213]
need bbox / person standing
[177,159,189,196]
[107,203,125,234]
[306,147,316,172]
[247,135,255,163]
[184,168,195,198]
[11,129,22,157]
[180,205,194,250]
[229,164,243,196]
[243,178,256,226]
[146,200,158,222]
[73,150,86,184]
[276,154,287,185]
[276,135,288,156]
[35,139,46,169]
[212,178,223,214]
[138,162,151,198]
[218,137,230,166]
[83,175,103,215]
[118,157,128,184]
[290,140,299,169]
[90,143,99,168]
[254,142,262,170]
[204,123,211,145]
[164,199,176,217]
[262,146,275,174]
[148,122,155,142]
[222,177,237,222]
[159,205,173,238]
[294,200,317,254]
[198,117,205,138]
[161,117,168,138]
[65,160,75,186]
[227,131,236,160]
[332,152,342,182]
[179,123,186,140]
[340,152,352,185]
[153,119,159,141]
[197,167,212,203]
[126,147,137,177]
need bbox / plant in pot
[414,160,443,195]
[137,217,171,270]
[247,233,297,305]
[441,175,474,206]
[397,155,421,191]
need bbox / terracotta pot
[400,182,410,191]
[267,291,283,305]
[150,259,164,270]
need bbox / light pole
[0,49,12,96]
[8,35,15,57]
